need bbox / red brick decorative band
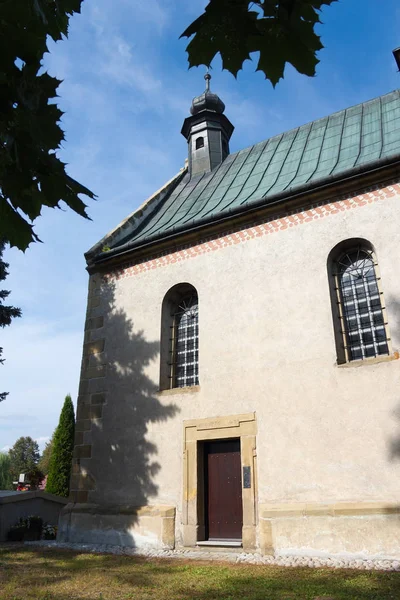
[105,183,400,282]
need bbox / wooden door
[205,439,243,540]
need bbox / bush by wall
[7,516,43,541]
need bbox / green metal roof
[97,89,400,257]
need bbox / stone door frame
[182,412,257,550]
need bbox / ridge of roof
[90,89,400,265]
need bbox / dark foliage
[8,436,40,480]
[26,464,45,489]
[0,0,96,250]
[46,394,75,497]
[181,0,337,86]
[7,516,43,541]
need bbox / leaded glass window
[171,295,199,388]
[335,248,388,361]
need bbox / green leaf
[0,0,94,250]
[181,0,337,84]
[0,196,40,251]
[65,174,96,199]
[181,0,259,76]
[253,27,288,86]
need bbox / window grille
[334,248,389,361]
[170,295,199,388]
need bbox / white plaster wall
[88,189,400,525]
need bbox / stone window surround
[328,238,393,365]
[182,412,257,551]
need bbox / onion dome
[190,73,225,115]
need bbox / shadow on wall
[69,278,180,547]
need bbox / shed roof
[91,89,400,261]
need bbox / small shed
[0,490,68,541]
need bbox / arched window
[329,240,390,363]
[160,284,199,390]
[195,137,204,150]
[173,295,199,387]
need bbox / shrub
[42,524,57,540]
[7,524,26,541]
[7,515,43,541]
[26,465,44,490]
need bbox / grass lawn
[0,546,400,600]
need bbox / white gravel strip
[25,541,400,571]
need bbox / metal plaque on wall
[243,466,251,488]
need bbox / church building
[59,74,400,558]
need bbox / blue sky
[1,0,400,453]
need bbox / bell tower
[181,74,234,178]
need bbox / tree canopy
[181,0,336,86]
[0,239,21,401]
[0,0,95,251]
[8,436,40,480]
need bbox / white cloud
[99,35,162,94]
[90,0,169,36]
[129,0,170,32]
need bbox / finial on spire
[189,72,225,116]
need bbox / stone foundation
[259,502,400,559]
[58,504,175,549]
[58,501,400,557]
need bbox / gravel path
[25,541,400,571]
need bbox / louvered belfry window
[171,294,199,387]
[335,247,389,361]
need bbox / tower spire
[181,75,234,178]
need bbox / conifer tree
[46,395,75,497]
